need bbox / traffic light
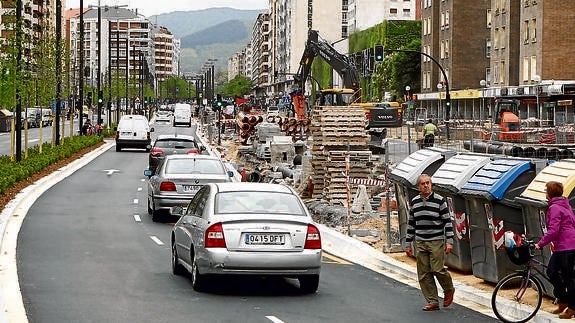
[374,45,384,62]
[86,92,92,105]
[97,91,103,105]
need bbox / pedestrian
[423,119,437,147]
[81,119,92,136]
[535,181,575,319]
[405,174,455,311]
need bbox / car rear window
[215,191,305,215]
[165,158,225,174]
[155,140,197,149]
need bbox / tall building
[67,6,180,98]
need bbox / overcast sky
[65,0,268,16]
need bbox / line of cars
[130,123,322,293]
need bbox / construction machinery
[481,98,523,141]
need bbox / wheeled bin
[516,159,575,296]
[389,147,457,249]
[459,157,546,283]
[431,153,493,273]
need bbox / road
[13,120,498,322]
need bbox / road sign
[134,96,141,103]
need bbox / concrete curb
[318,223,561,322]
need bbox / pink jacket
[538,197,575,252]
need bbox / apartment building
[67,6,180,96]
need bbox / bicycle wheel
[491,272,543,323]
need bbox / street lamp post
[533,75,541,127]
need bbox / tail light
[365,110,372,120]
[187,149,199,154]
[159,181,176,191]
[304,224,321,249]
[205,222,226,248]
[150,147,164,157]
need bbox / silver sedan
[144,154,234,222]
[170,182,322,293]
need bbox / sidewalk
[318,223,562,322]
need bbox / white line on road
[133,214,141,222]
[150,236,164,245]
[265,316,284,323]
[137,187,142,191]
[133,199,138,204]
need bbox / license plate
[245,234,285,245]
[182,185,201,192]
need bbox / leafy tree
[218,76,252,97]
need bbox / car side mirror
[200,146,206,151]
[150,127,155,132]
[228,170,235,178]
[144,169,153,177]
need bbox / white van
[115,114,154,152]
[173,103,192,127]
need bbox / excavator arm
[292,29,361,120]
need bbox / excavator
[481,98,523,141]
[290,29,402,144]
[291,29,361,121]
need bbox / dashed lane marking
[133,199,138,204]
[150,236,164,245]
[133,214,141,222]
[265,316,284,323]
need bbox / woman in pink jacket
[535,181,575,319]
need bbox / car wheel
[151,209,161,222]
[191,252,205,291]
[298,275,319,294]
[147,198,153,215]
[171,242,186,275]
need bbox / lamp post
[480,80,488,120]
[533,74,541,126]
[437,82,444,120]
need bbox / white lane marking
[133,214,141,222]
[133,199,138,204]
[102,169,120,175]
[150,236,164,245]
[141,178,146,182]
[265,316,284,323]
[137,187,142,191]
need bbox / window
[523,57,530,82]
[530,56,537,81]
[499,61,506,84]
[390,8,398,15]
[444,39,450,58]
[403,8,411,17]
[486,39,491,58]
[445,10,450,27]
[494,28,499,49]
[500,26,506,49]
[531,19,537,42]
[523,20,530,44]
[487,9,492,28]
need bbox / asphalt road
[12,120,498,322]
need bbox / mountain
[148,8,262,74]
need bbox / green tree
[218,76,252,97]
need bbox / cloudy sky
[65,0,269,16]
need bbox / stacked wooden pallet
[309,106,373,205]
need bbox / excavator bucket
[292,91,307,121]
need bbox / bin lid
[460,158,534,200]
[390,147,456,186]
[432,153,492,193]
[0,109,12,117]
[519,159,575,205]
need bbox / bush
[0,135,103,194]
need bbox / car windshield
[155,140,197,149]
[215,191,305,215]
[165,158,225,174]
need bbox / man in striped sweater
[405,174,455,311]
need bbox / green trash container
[460,157,546,283]
[390,147,456,250]
[431,153,493,274]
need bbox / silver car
[171,182,322,293]
[144,154,234,222]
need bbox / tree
[218,76,252,97]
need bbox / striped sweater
[406,192,454,245]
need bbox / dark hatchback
[148,134,206,170]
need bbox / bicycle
[491,238,554,323]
